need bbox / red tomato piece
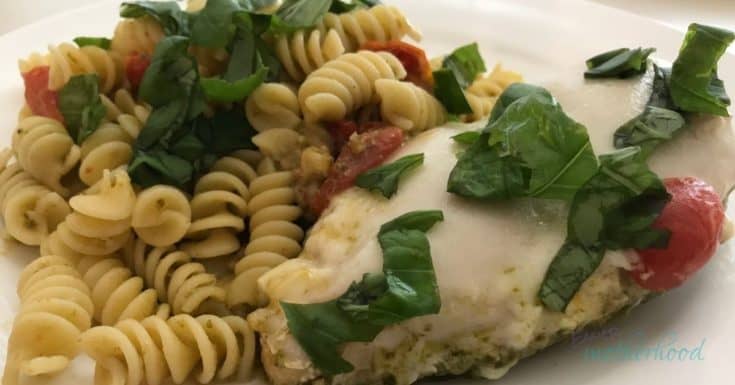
[361,41,433,90]
[125,52,151,91]
[22,66,63,122]
[326,120,360,153]
[311,127,405,215]
[630,177,725,291]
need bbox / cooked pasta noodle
[317,5,422,52]
[18,53,49,74]
[190,46,229,78]
[464,64,523,121]
[0,150,70,246]
[3,256,93,385]
[46,43,123,93]
[132,185,191,247]
[298,50,407,122]
[375,78,447,132]
[126,238,226,315]
[111,17,164,58]
[275,29,346,82]
[252,128,304,171]
[228,171,303,309]
[80,314,256,385]
[100,88,151,139]
[78,122,135,185]
[13,116,81,196]
[245,83,302,132]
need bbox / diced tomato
[630,177,725,291]
[125,52,151,91]
[22,66,63,122]
[362,41,433,90]
[326,120,395,155]
[311,127,404,215]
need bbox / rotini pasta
[252,128,304,171]
[78,122,135,185]
[375,78,447,132]
[228,170,303,309]
[80,314,256,385]
[464,64,523,121]
[101,88,151,139]
[13,116,81,196]
[0,150,70,246]
[275,29,346,82]
[2,256,93,385]
[111,17,164,58]
[46,43,123,93]
[245,83,302,132]
[132,185,192,247]
[126,238,226,315]
[317,5,422,52]
[298,50,407,122]
[190,46,229,78]
[17,53,49,74]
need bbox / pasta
[101,88,151,138]
[2,256,93,385]
[80,314,255,385]
[245,83,302,132]
[78,122,135,185]
[275,29,346,82]
[111,17,164,58]
[132,185,192,247]
[228,171,303,309]
[45,43,123,93]
[126,238,226,315]
[464,64,523,121]
[0,150,70,246]
[252,128,304,171]
[375,78,447,132]
[317,5,422,52]
[42,169,136,260]
[298,50,407,122]
[13,116,81,196]
[181,154,256,259]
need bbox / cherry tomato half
[22,66,63,122]
[125,52,151,91]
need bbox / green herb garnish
[584,47,655,79]
[270,0,332,34]
[58,74,107,143]
[355,153,424,198]
[613,106,685,157]
[120,1,189,35]
[73,37,112,49]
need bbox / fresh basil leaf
[487,83,553,124]
[190,0,241,48]
[355,153,424,198]
[58,74,107,143]
[379,210,445,234]
[433,68,473,114]
[584,47,655,79]
[330,0,380,13]
[539,147,671,311]
[128,148,194,188]
[613,106,685,156]
[647,64,676,110]
[169,130,206,162]
[452,131,481,145]
[670,23,734,116]
[442,43,486,88]
[270,0,332,34]
[73,37,111,49]
[238,0,279,12]
[120,1,189,35]
[201,69,267,102]
[193,107,257,155]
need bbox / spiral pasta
[101,88,151,138]
[245,83,302,132]
[132,185,192,247]
[126,238,226,315]
[464,64,523,121]
[13,116,81,196]
[111,17,164,58]
[252,128,304,171]
[298,50,407,122]
[78,122,135,185]
[181,154,256,259]
[80,314,255,385]
[0,150,70,246]
[3,256,94,385]
[46,43,123,93]
[275,29,346,82]
[375,78,447,132]
[42,169,135,260]
[317,5,422,52]
[190,46,229,78]
[228,171,303,309]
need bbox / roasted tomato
[361,41,433,90]
[631,177,725,291]
[326,120,394,154]
[22,66,62,122]
[125,52,151,91]
[311,127,404,215]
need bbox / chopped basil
[355,153,424,198]
[670,23,734,116]
[330,0,380,13]
[238,0,280,12]
[190,0,242,48]
[120,1,189,35]
[73,37,111,49]
[58,75,107,144]
[282,210,443,375]
[200,33,268,102]
[192,108,257,155]
[128,148,194,188]
[270,0,332,34]
[539,147,671,311]
[451,131,481,145]
[487,83,552,124]
[613,106,685,156]
[442,43,486,88]
[448,86,598,201]
[647,64,676,110]
[584,47,655,79]
[433,68,473,114]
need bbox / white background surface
[0,0,734,36]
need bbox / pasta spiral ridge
[298,50,407,122]
[80,314,256,385]
[132,185,192,247]
[375,79,447,132]
[13,116,81,196]
[111,17,164,58]
[78,122,135,186]
[464,64,523,122]
[101,88,151,139]
[126,238,226,315]
[0,150,70,246]
[317,5,422,52]
[275,28,346,82]
[181,154,257,259]
[46,43,123,93]
[228,170,303,309]
[41,169,136,261]
[2,255,93,385]
[245,83,302,132]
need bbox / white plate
[0,0,734,384]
